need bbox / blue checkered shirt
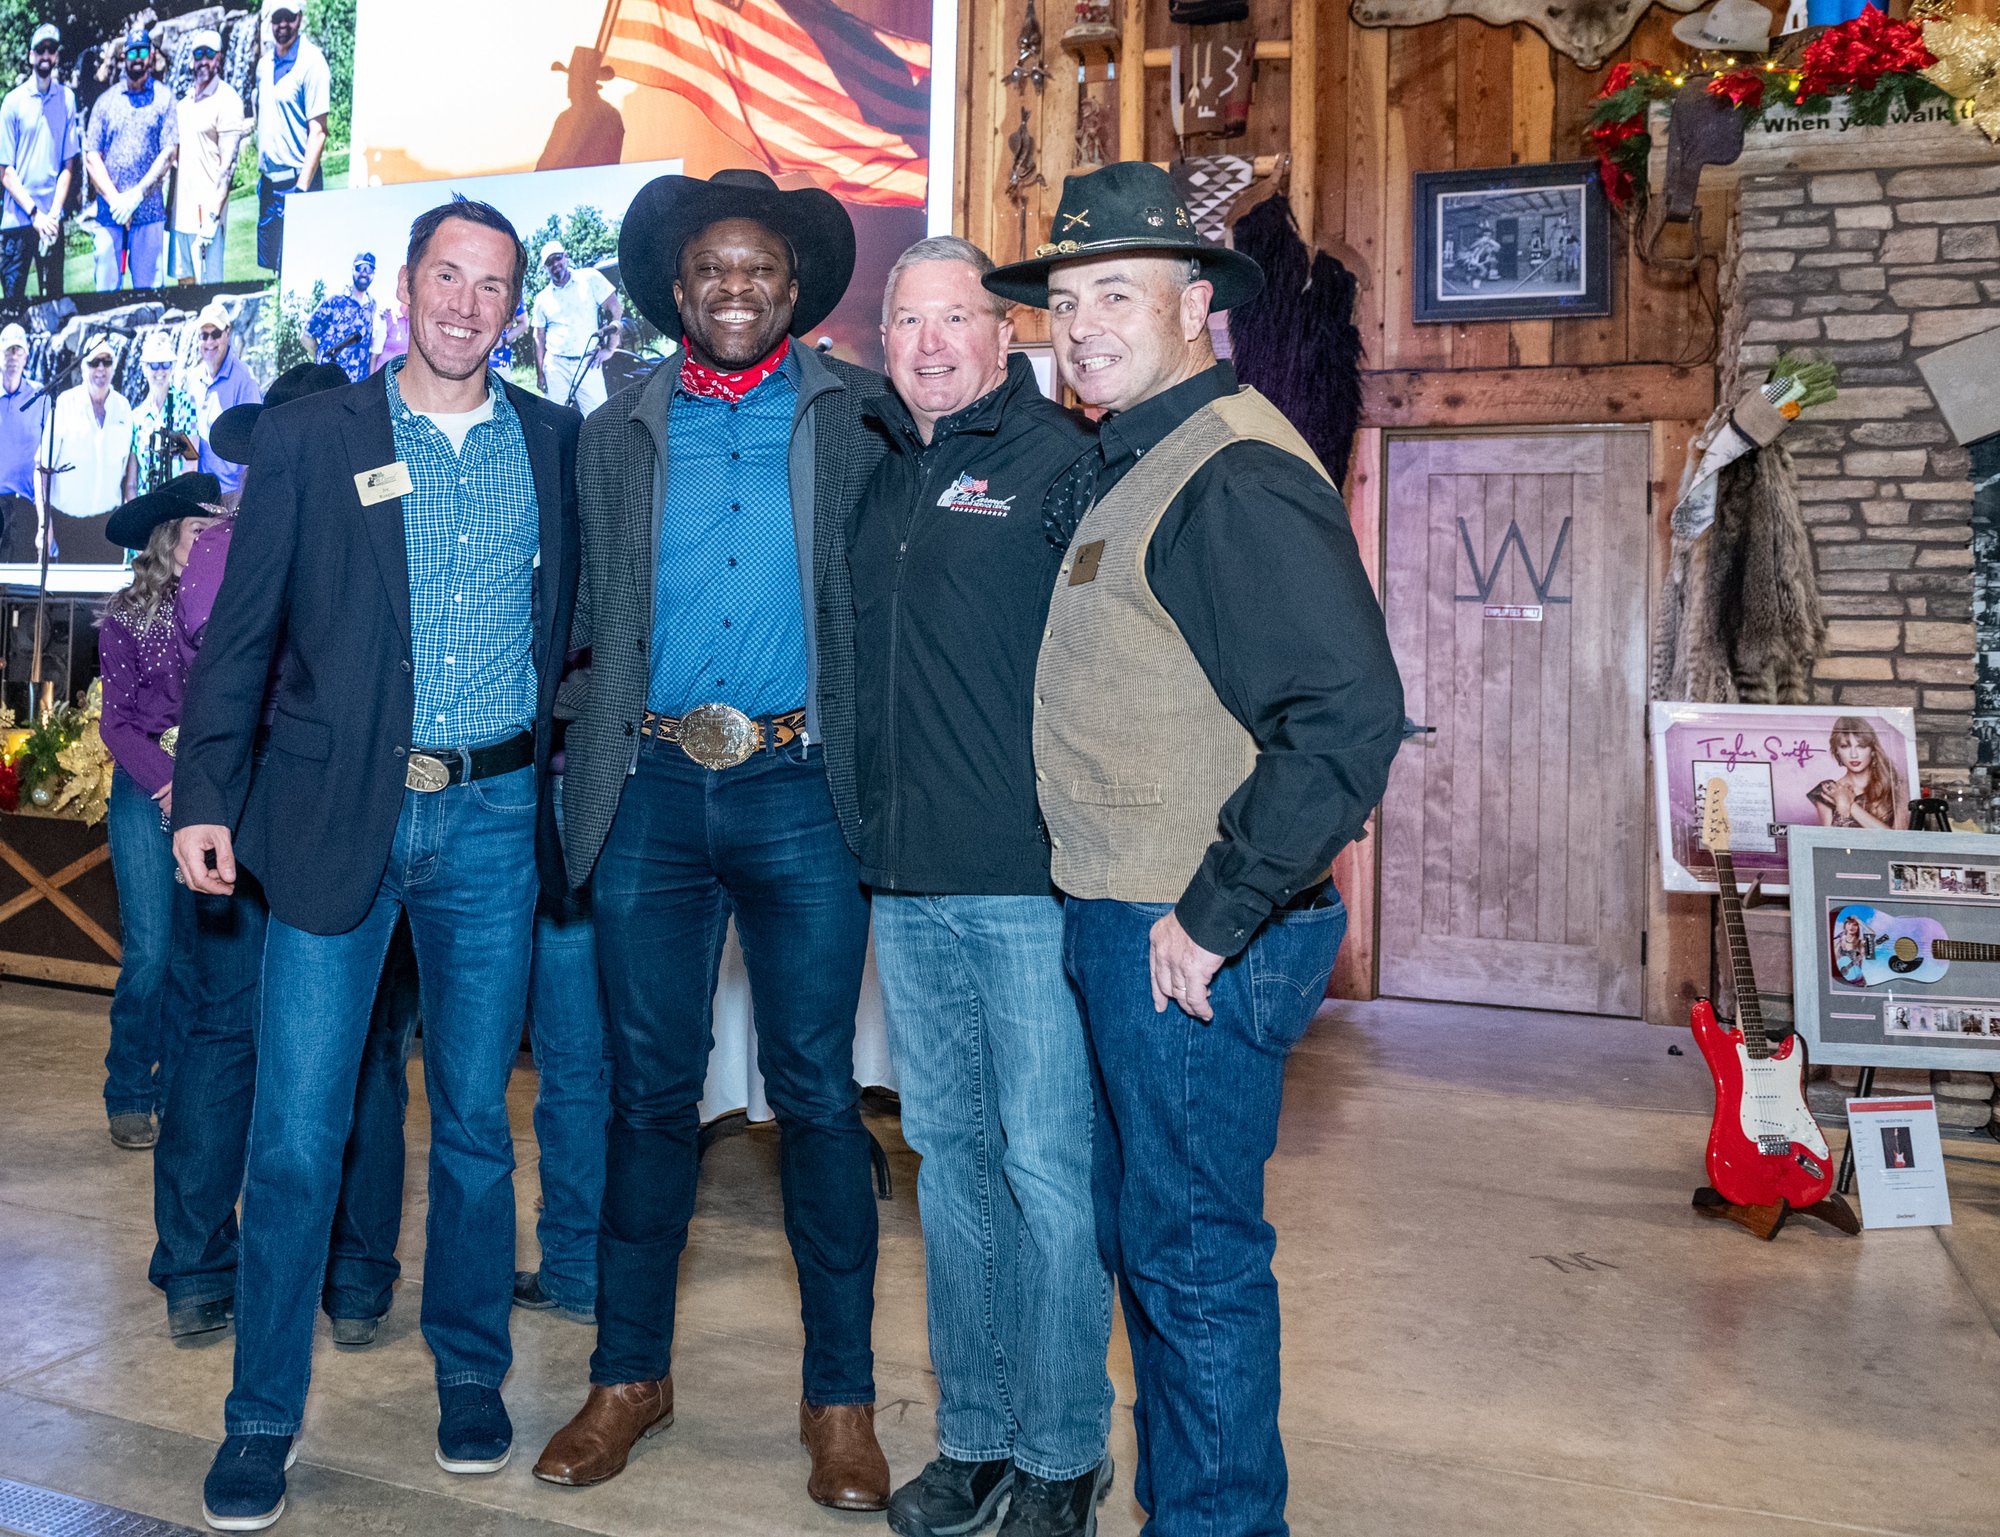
[385,360,540,748]
[649,357,806,717]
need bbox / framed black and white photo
[1412,161,1612,324]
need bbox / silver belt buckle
[677,703,758,771]
[405,752,452,792]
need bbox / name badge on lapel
[354,461,413,506]
[1068,540,1105,586]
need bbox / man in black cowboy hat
[986,161,1404,1537]
[536,168,893,1511]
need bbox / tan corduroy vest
[1034,386,1332,901]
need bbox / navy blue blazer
[173,369,582,936]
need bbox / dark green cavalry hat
[983,161,1264,311]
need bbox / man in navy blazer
[173,199,580,1533]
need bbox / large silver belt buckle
[678,703,758,771]
[405,752,452,792]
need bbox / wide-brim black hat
[984,161,1264,312]
[619,168,856,343]
[210,361,350,464]
[106,471,222,550]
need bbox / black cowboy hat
[210,361,350,465]
[984,161,1263,312]
[106,471,222,551]
[619,168,855,343]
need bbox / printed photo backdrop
[348,0,937,366]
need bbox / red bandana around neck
[679,337,792,403]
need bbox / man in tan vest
[984,162,1404,1537]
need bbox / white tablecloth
[697,921,897,1122]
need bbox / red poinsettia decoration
[1797,5,1935,99]
[1708,67,1766,111]
[1586,58,1674,210]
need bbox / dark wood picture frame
[1413,160,1612,325]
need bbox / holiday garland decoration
[0,681,113,824]
[1917,0,2000,142]
[1586,6,1966,212]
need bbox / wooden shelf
[1141,40,1293,68]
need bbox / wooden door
[1376,431,1649,1016]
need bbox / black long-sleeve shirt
[1097,362,1405,956]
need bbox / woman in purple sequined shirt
[95,474,223,1149]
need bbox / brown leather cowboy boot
[532,1378,674,1487]
[798,1401,890,1511]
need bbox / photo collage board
[0,0,951,590]
[1790,826,2000,1071]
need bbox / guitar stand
[1691,1186,1861,1240]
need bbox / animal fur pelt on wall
[1350,0,1701,70]
[1654,439,1825,704]
[1227,193,1364,488]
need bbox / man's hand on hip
[1149,911,1224,1022]
[174,824,237,895]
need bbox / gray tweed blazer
[560,345,889,887]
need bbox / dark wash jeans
[105,767,187,1117]
[150,880,422,1314]
[589,738,876,1401]
[1065,893,1345,1537]
[224,768,538,1436]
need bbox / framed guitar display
[1651,702,1921,895]
[1789,826,2000,1070]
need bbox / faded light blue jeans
[875,892,1112,1482]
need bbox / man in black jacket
[536,170,893,1513]
[852,237,1113,1537]
[172,199,581,1530]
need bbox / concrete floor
[0,985,1997,1537]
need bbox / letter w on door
[1455,517,1572,605]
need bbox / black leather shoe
[169,1297,234,1339]
[888,1455,1015,1537]
[997,1458,1113,1536]
[329,1312,385,1347]
[512,1271,558,1310]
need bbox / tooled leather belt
[641,704,806,771]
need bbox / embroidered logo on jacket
[937,471,1015,517]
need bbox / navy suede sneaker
[201,1434,295,1532]
[436,1384,512,1473]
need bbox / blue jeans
[93,216,166,291]
[255,168,320,271]
[526,781,610,1316]
[876,894,1111,1481]
[589,740,876,1400]
[224,767,539,1436]
[149,880,426,1315]
[105,766,187,1116]
[1065,894,1345,1537]
[321,920,423,1321]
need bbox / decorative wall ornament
[1168,155,1254,244]
[1075,95,1116,165]
[1005,0,1050,91]
[1006,106,1047,259]
[1174,30,1255,140]
[1349,0,1703,71]
[1062,0,1119,48]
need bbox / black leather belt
[404,730,533,792]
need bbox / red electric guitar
[1690,779,1837,1211]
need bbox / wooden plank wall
[959,0,1726,379]
[952,0,1773,1014]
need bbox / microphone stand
[27,341,87,713]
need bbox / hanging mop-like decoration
[1225,193,1364,489]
